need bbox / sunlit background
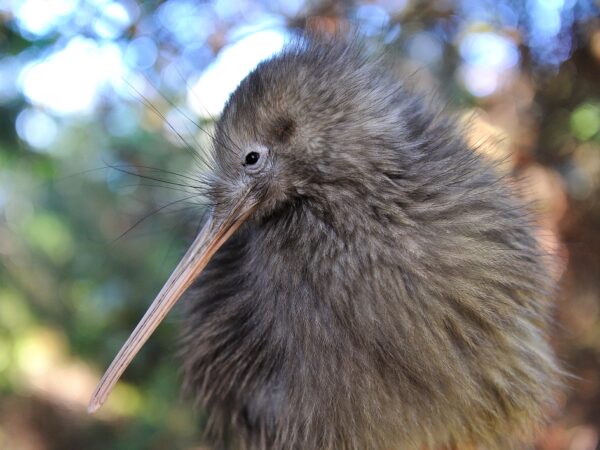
[1,1,600,449]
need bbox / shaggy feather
[181,35,559,450]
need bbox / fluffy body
[181,38,559,450]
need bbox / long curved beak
[88,199,255,414]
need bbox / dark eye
[245,152,260,165]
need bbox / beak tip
[87,398,101,414]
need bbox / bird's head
[208,38,407,220]
[89,37,410,412]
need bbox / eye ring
[242,145,268,174]
[245,152,260,165]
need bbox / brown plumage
[90,35,560,450]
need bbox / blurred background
[1,0,599,449]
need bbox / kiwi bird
[89,36,559,450]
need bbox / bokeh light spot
[157,0,213,44]
[458,31,519,97]
[15,108,58,151]
[124,36,158,70]
[20,37,124,115]
[570,103,600,141]
[92,1,132,39]
[14,0,77,37]
[407,32,442,66]
[354,4,390,36]
[460,32,519,71]
[188,29,287,117]
[459,65,499,97]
